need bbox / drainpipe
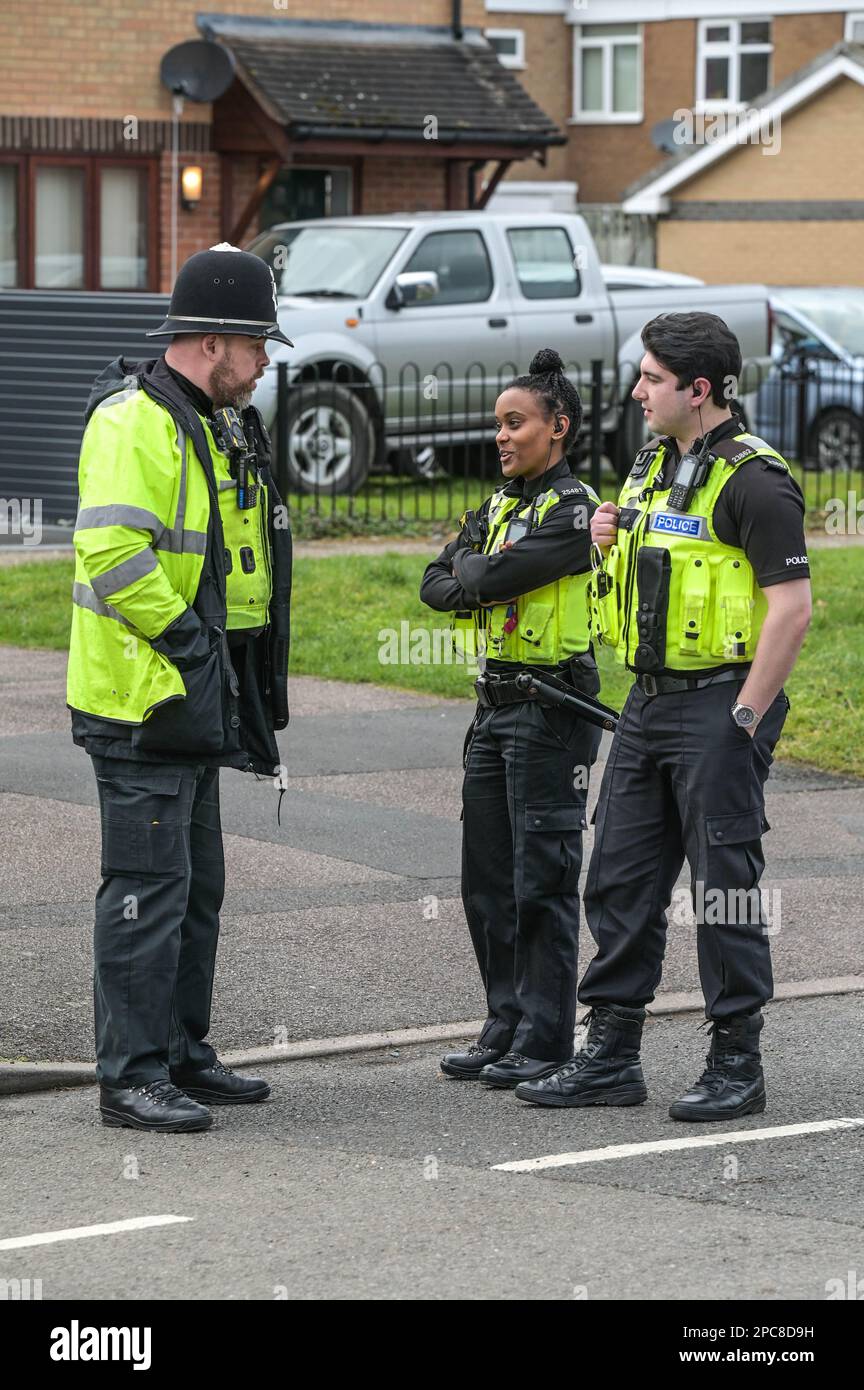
[452,0,463,41]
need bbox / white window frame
[485,28,526,69]
[845,12,864,41]
[571,23,643,124]
[695,16,773,113]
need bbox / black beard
[209,361,255,411]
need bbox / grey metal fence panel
[0,290,169,524]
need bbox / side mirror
[386,270,439,310]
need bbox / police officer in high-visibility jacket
[517,313,812,1121]
[421,348,601,1090]
[67,244,293,1132]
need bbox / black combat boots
[440,1043,505,1079]
[100,1080,212,1131]
[515,1004,648,1107]
[669,1012,765,1122]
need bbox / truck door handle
[488,318,508,328]
[575,313,594,324]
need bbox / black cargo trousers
[90,754,224,1089]
[579,677,789,1019]
[462,697,602,1064]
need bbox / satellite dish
[651,117,686,155]
[160,40,235,102]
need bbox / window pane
[740,51,770,102]
[704,56,730,101]
[741,21,771,45]
[100,166,147,289]
[325,170,351,217]
[0,166,17,287]
[704,25,731,42]
[507,227,581,301]
[852,19,864,41]
[582,24,638,37]
[35,166,84,288]
[490,34,518,57]
[403,230,493,305]
[581,47,604,110]
[262,166,353,223]
[612,43,639,112]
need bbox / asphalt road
[1,647,862,1064]
[1,644,863,1305]
[2,994,863,1301]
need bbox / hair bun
[529,347,564,377]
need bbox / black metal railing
[1,288,860,531]
[271,355,618,532]
[271,352,864,531]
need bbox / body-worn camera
[211,406,259,510]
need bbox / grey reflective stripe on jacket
[90,548,159,599]
[73,427,206,556]
[71,582,131,626]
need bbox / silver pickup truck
[247,212,772,494]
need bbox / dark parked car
[755,287,864,471]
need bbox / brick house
[623,41,864,285]
[0,0,562,294]
[481,1,864,278]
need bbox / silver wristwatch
[731,702,762,731]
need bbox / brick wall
[490,9,851,205]
[572,20,697,204]
[158,150,222,289]
[772,11,846,85]
[673,77,864,203]
[362,158,448,213]
[658,77,864,285]
[0,0,486,117]
[659,219,864,287]
[480,10,572,187]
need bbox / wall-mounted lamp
[180,165,203,211]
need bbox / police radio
[667,436,713,512]
[211,406,259,510]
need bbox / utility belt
[474,668,576,709]
[635,666,750,697]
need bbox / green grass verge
[2,547,861,776]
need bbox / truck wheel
[280,383,375,495]
[807,407,864,473]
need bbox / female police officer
[420,348,601,1089]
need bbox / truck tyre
[808,406,864,473]
[279,382,375,496]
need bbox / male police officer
[516,312,812,1121]
[67,244,293,1131]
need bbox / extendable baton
[514,673,619,733]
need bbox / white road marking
[493,1117,864,1173]
[0,1215,192,1251]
